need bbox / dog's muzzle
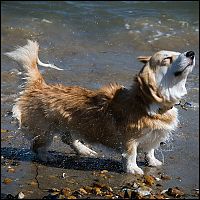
[186,50,195,65]
[186,50,195,59]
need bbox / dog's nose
[186,51,195,59]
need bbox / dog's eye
[163,57,172,64]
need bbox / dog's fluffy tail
[5,40,63,87]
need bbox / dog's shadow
[1,147,145,173]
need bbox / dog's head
[137,50,195,107]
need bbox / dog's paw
[148,158,162,167]
[73,140,98,157]
[127,165,144,175]
[80,147,98,157]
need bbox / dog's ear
[137,56,151,64]
[136,65,163,103]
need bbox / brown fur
[16,63,176,152]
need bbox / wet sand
[1,1,199,199]
[1,93,199,199]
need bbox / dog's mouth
[174,62,193,77]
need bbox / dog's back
[5,40,126,148]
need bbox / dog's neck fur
[110,79,174,118]
[134,75,176,116]
[146,103,173,116]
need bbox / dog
[5,40,195,174]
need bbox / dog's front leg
[124,140,144,175]
[145,149,162,167]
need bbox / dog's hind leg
[72,140,98,157]
[31,131,54,162]
[61,133,98,157]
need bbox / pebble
[41,19,52,24]
[100,170,108,174]
[161,175,172,180]
[136,187,152,196]
[79,188,88,195]
[167,187,185,197]
[7,168,15,173]
[161,189,168,194]
[83,186,93,194]
[144,175,155,186]
[17,192,25,199]
[125,23,130,30]
[1,129,9,133]
[61,172,68,179]
[61,187,72,197]
[67,195,76,199]
[3,178,13,184]
[30,181,38,186]
[155,177,161,181]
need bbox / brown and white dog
[5,40,195,174]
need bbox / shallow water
[1,1,199,199]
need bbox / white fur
[124,121,177,174]
[4,40,63,81]
[159,50,180,57]
[37,57,63,70]
[145,149,162,167]
[126,141,144,175]
[156,51,195,103]
[12,102,22,129]
[73,140,98,157]
[4,40,39,81]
